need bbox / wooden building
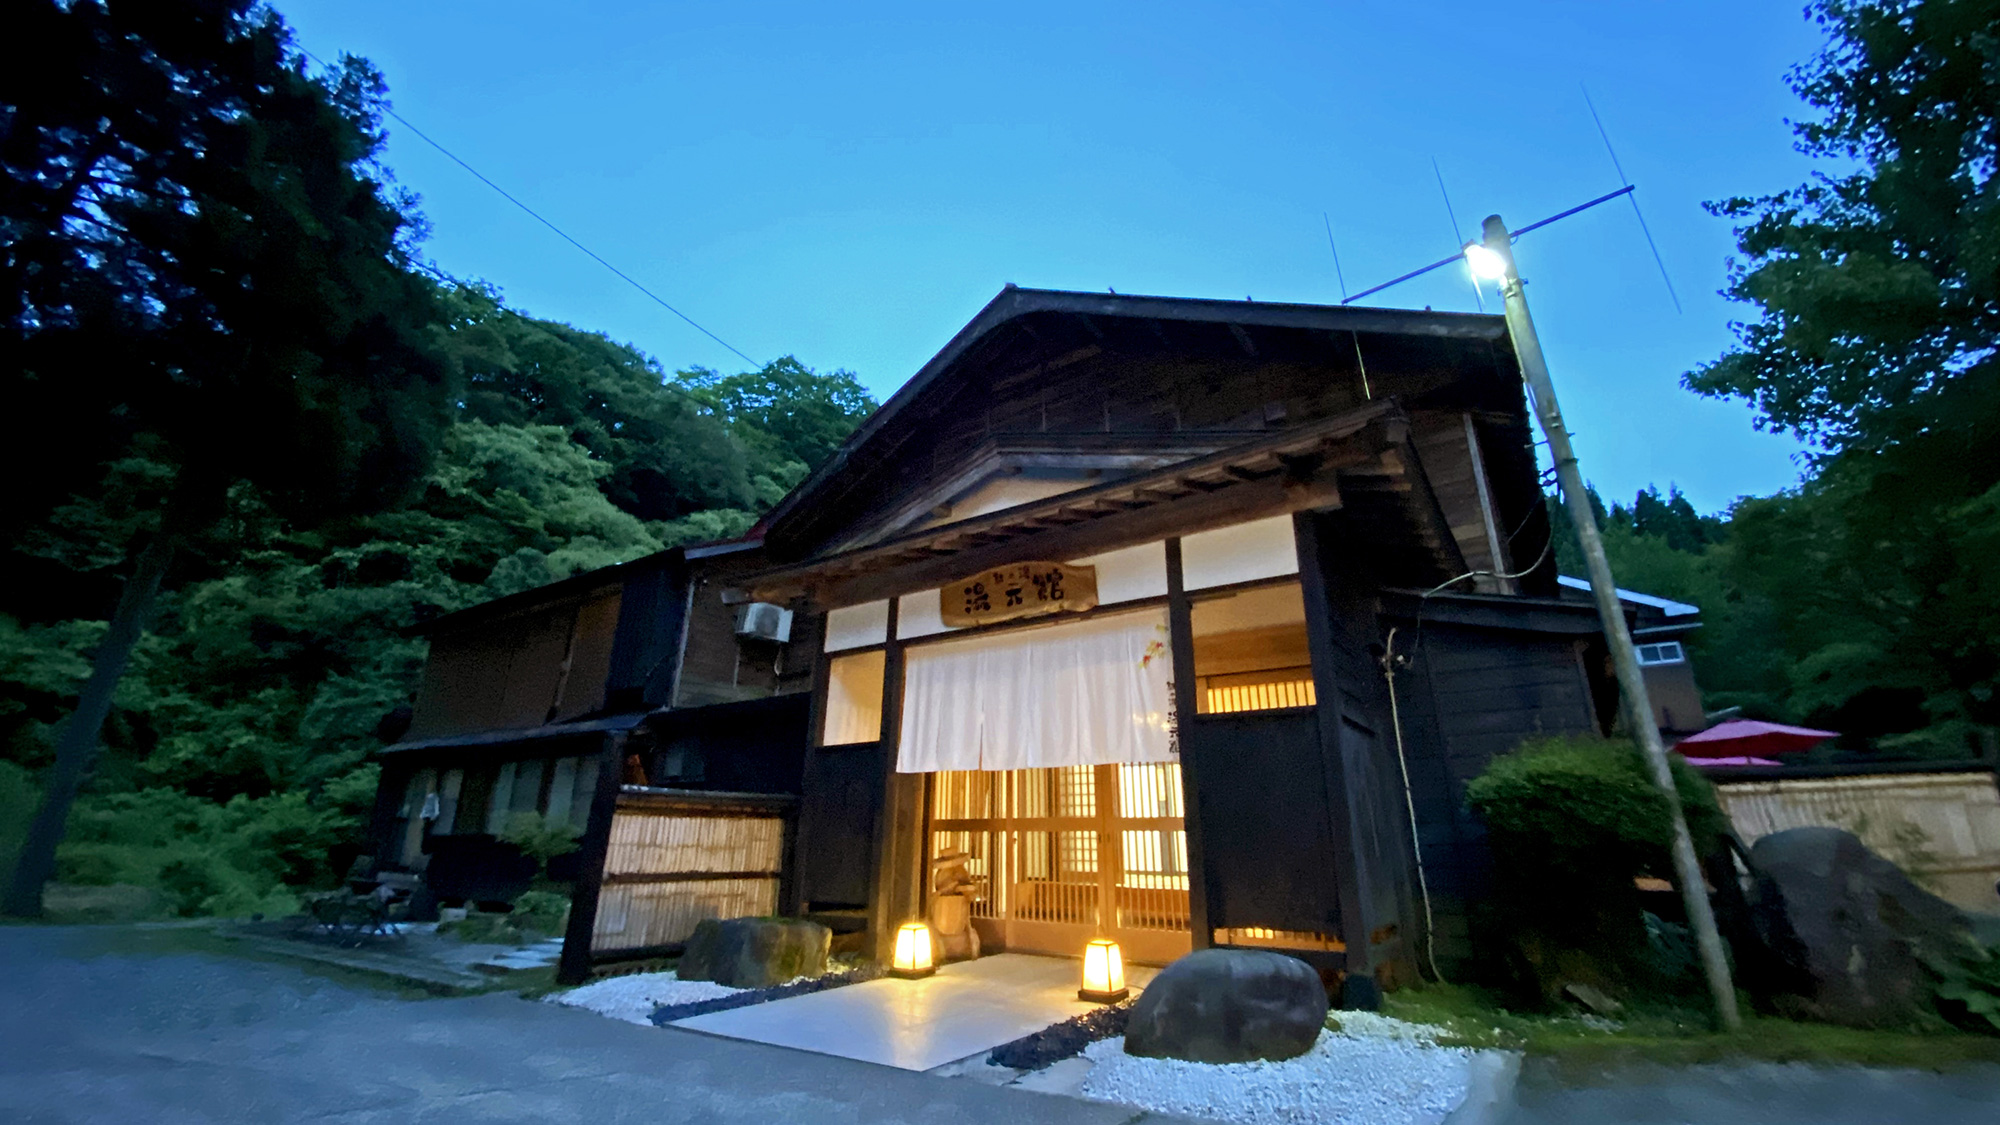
[367,537,820,977]
[366,285,1715,993]
[718,286,1648,994]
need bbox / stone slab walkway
[673,952,1156,1072]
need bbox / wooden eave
[729,401,1467,609]
[760,286,1512,554]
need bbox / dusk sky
[279,1,1831,515]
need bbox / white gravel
[1077,1013,1479,1125]
[546,971,744,1026]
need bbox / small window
[1637,641,1686,666]
[823,650,887,745]
[1191,582,1316,714]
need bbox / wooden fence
[586,788,796,957]
[1715,768,2000,913]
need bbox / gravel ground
[547,971,743,1025]
[1077,1012,1477,1125]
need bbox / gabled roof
[760,286,1514,557]
[732,400,1469,608]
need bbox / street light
[1474,213,1741,1031]
[1462,240,1509,282]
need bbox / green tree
[2,3,455,915]
[1682,0,2000,748]
[677,357,877,476]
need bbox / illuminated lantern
[890,921,935,978]
[1078,937,1128,1003]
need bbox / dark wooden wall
[408,586,623,740]
[1295,512,1419,985]
[645,694,812,794]
[675,559,820,709]
[793,740,886,909]
[1381,621,1602,971]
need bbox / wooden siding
[1297,511,1419,979]
[1410,412,1506,579]
[646,694,812,794]
[1386,622,1602,968]
[1185,710,1342,937]
[588,789,795,954]
[794,741,887,908]
[408,588,622,740]
[675,564,820,710]
[1717,771,2000,913]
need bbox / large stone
[676,917,831,988]
[1747,826,1972,1027]
[1123,948,1329,1063]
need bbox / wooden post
[1292,512,1375,985]
[1163,538,1212,951]
[557,731,629,986]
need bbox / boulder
[1747,826,1971,1027]
[1124,949,1329,1063]
[677,917,831,988]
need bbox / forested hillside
[0,284,871,917]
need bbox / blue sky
[279,1,1830,514]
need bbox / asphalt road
[0,925,1186,1125]
[8,924,2000,1125]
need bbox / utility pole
[1466,214,1742,1030]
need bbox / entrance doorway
[928,763,1192,964]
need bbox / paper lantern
[890,921,935,978]
[1078,937,1128,1003]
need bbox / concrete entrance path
[673,952,1158,1071]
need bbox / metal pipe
[1476,213,1742,1030]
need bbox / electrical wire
[1381,624,1446,984]
[300,48,763,369]
[1378,504,1557,984]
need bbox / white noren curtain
[897,609,1174,773]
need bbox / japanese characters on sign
[939,561,1099,627]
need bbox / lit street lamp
[1467,215,1742,1031]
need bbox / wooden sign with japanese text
[940,561,1098,627]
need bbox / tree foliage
[1536,1,2000,760]
[0,2,877,915]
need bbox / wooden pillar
[557,730,629,986]
[1291,511,1375,979]
[866,600,925,961]
[1164,538,1212,951]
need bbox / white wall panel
[1180,516,1300,590]
[823,599,890,651]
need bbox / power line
[301,48,763,368]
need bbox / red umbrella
[1673,719,1838,759]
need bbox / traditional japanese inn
[370,286,1665,994]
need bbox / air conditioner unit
[733,602,793,643]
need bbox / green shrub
[43,786,328,917]
[511,889,571,935]
[497,811,582,868]
[1465,733,1729,1005]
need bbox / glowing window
[1190,582,1316,714]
